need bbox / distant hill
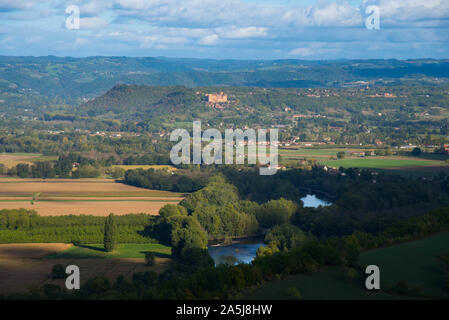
[77,84,202,117]
[1,56,449,110]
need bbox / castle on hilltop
[205,92,228,103]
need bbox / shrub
[51,264,66,279]
[287,287,302,300]
[145,252,156,266]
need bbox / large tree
[257,198,297,228]
[104,213,117,252]
[168,215,208,258]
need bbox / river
[300,194,332,208]
[207,194,332,265]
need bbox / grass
[359,231,449,298]
[27,155,58,162]
[112,165,177,171]
[1,153,42,157]
[280,148,338,156]
[320,158,446,169]
[45,243,172,259]
[280,148,449,172]
[279,148,377,159]
[249,267,404,300]
[250,231,449,300]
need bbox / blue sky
[0,0,448,59]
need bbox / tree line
[0,209,157,244]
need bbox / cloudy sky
[0,0,448,59]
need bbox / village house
[347,151,365,157]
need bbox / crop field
[0,178,184,216]
[0,243,171,294]
[0,153,58,169]
[0,243,73,259]
[250,231,449,300]
[0,200,180,216]
[320,158,448,169]
[0,178,183,197]
[111,165,177,171]
[279,148,350,158]
[280,147,449,174]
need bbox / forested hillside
[1,56,449,111]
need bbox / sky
[0,0,448,59]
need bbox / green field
[250,231,449,299]
[111,165,177,171]
[360,231,449,298]
[280,148,342,157]
[0,152,58,169]
[45,243,172,259]
[249,267,403,300]
[320,158,446,169]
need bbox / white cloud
[78,1,112,16]
[288,47,314,57]
[216,26,267,39]
[288,43,341,58]
[25,35,44,44]
[75,37,90,45]
[199,34,219,45]
[309,2,362,27]
[115,0,157,10]
[79,17,108,29]
[0,0,35,11]
[378,0,449,21]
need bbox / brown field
[0,153,57,169]
[0,196,182,201]
[0,243,73,258]
[0,178,184,198]
[0,154,36,168]
[0,200,178,216]
[0,243,170,294]
[0,178,184,216]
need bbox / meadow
[250,231,449,300]
[279,148,351,158]
[320,158,447,169]
[45,243,172,259]
[359,231,449,298]
[279,147,449,175]
[249,267,403,300]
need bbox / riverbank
[208,234,266,247]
